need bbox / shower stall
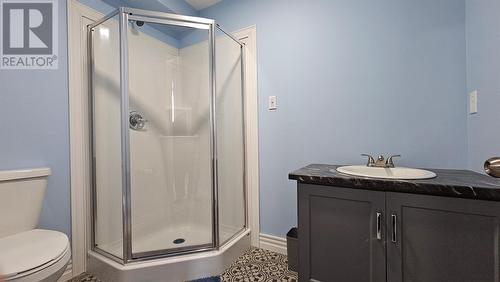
[87,8,248,276]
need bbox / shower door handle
[129,111,148,130]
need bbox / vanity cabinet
[386,192,500,282]
[298,184,386,282]
[298,183,500,282]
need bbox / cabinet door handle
[376,212,382,240]
[391,214,397,243]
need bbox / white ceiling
[185,0,223,11]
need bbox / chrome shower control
[129,111,148,130]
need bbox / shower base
[99,224,213,257]
[88,229,250,282]
[98,224,243,257]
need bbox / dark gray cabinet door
[298,184,386,282]
[386,192,500,282]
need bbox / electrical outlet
[469,90,478,114]
[268,96,277,110]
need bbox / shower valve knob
[129,111,148,130]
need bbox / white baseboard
[259,233,287,255]
[58,261,73,282]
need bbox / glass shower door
[90,8,248,262]
[91,13,124,260]
[216,29,246,244]
[125,16,214,258]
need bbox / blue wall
[466,0,500,172]
[0,1,70,236]
[200,0,468,237]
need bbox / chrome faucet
[361,154,401,168]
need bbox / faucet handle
[386,155,401,168]
[361,154,375,167]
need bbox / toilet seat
[0,229,70,281]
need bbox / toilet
[0,168,71,282]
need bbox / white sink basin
[335,165,436,180]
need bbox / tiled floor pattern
[221,247,297,281]
[68,247,298,282]
[68,273,100,282]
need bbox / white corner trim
[232,25,260,247]
[68,0,104,277]
[57,261,73,282]
[259,233,287,255]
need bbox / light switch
[268,96,277,110]
[469,90,478,114]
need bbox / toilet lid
[0,229,69,278]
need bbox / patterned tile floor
[68,273,100,282]
[222,248,297,282]
[68,248,298,282]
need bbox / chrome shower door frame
[88,9,121,264]
[88,7,248,265]
[215,24,248,246]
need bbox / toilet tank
[0,168,51,238]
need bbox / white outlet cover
[268,96,277,110]
[469,90,478,114]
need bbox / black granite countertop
[289,164,500,201]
